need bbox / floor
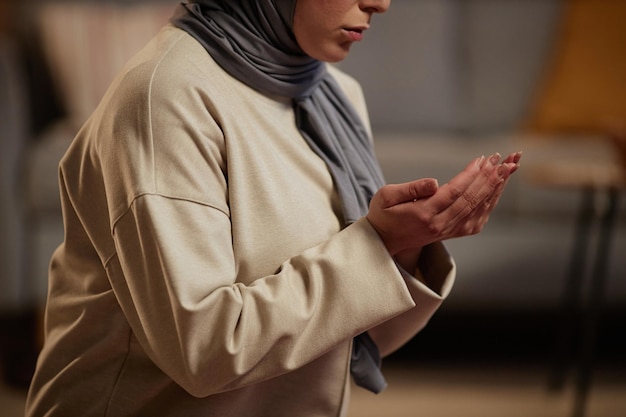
[348,364,626,417]
[0,382,27,417]
[3,363,624,417]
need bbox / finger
[503,151,522,165]
[511,152,522,174]
[484,178,506,210]
[438,157,507,229]
[471,179,506,226]
[438,161,517,240]
[463,177,506,236]
[500,154,521,176]
[449,161,515,233]
[425,155,488,213]
[376,178,439,208]
[487,162,517,206]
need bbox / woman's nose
[360,0,391,14]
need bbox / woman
[26,1,520,416]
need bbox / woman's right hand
[366,152,521,257]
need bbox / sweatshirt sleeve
[368,242,456,357]
[108,200,415,398]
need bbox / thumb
[377,178,439,208]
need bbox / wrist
[394,247,423,276]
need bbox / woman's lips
[343,27,366,42]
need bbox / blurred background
[1,0,624,416]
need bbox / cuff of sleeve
[412,242,455,298]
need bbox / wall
[339,0,562,134]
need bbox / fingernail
[476,155,486,167]
[426,178,439,193]
[490,153,501,166]
[497,164,508,178]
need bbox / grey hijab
[171,0,387,393]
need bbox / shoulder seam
[147,31,188,192]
